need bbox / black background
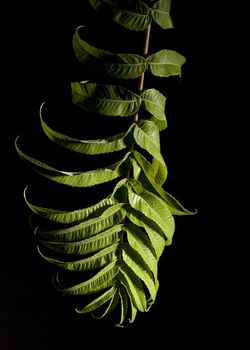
[1,1,246,348]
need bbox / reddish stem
[133,24,152,123]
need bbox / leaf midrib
[75,92,140,104]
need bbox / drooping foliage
[16,0,195,325]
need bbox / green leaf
[39,225,123,255]
[52,259,119,295]
[89,0,103,10]
[92,288,120,319]
[138,119,160,148]
[89,0,173,31]
[119,261,147,312]
[128,179,175,244]
[141,89,167,131]
[72,82,141,116]
[36,204,125,242]
[76,285,117,314]
[134,120,161,156]
[133,120,167,185]
[131,157,141,180]
[112,1,151,31]
[143,225,166,260]
[129,300,137,324]
[152,0,173,29]
[15,137,132,187]
[104,53,147,79]
[123,224,158,282]
[73,28,185,80]
[71,85,167,132]
[122,244,157,303]
[24,186,115,224]
[73,27,147,79]
[73,26,111,61]
[124,204,166,260]
[111,178,128,203]
[133,151,196,216]
[147,49,186,77]
[117,283,129,326]
[151,158,167,186]
[40,104,135,155]
[37,243,119,271]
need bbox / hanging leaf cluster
[16,0,195,326]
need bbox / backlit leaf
[39,225,123,255]
[152,0,173,29]
[122,244,157,302]
[133,120,167,184]
[37,243,119,271]
[123,223,158,281]
[16,0,194,325]
[119,261,147,312]
[52,259,119,295]
[76,285,117,313]
[141,89,167,131]
[133,151,196,215]
[36,204,125,242]
[92,288,120,319]
[117,283,129,326]
[24,186,115,224]
[124,204,166,260]
[128,179,175,243]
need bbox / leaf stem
[127,24,152,184]
[133,23,152,123]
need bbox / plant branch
[127,24,152,183]
[133,23,152,123]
